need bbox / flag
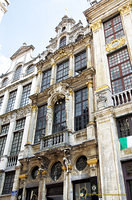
[119,136,132,150]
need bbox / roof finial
[65,8,68,16]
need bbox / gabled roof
[10,43,35,60]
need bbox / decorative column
[119,1,132,58]
[69,54,74,77]
[30,76,37,95]
[0,89,9,115]
[0,114,16,170]
[50,62,57,85]
[86,43,92,68]
[46,104,53,136]
[90,20,111,89]
[65,89,73,131]
[87,80,94,123]
[14,84,23,109]
[18,174,27,200]
[96,109,126,200]
[11,167,21,200]
[27,105,38,144]
[36,69,42,93]
[38,170,47,200]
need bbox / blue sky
[0,0,90,74]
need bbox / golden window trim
[105,37,125,52]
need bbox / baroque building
[0,0,132,200]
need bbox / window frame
[26,64,34,75]
[41,69,51,92]
[108,47,132,94]
[103,14,124,44]
[34,105,47,144]
[56,60,69,83]
[2,171,15,195]
[20,83,31,107]
[2,78,8,87]
[74,87,89,131]
[0,95,4,111]
[75,50,87,74]
[13,65,22,81]
[59,36,66,48]
[6,90,17,113]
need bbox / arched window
[13,65,22,81]
[62,27,66,32]
[76,34,83,42]
[53,99,66,133]
[2,78,8,87]
[59,36,66,48]
[26,65,34,75]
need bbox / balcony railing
[7,155,18,168]
[41,130,70,150]
[112,88,132,106]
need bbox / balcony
[7,155,18,168]
[112,88,132,106]
[41,130,71,151]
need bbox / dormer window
[62,27,66,32]
[26,65,34,75]
[2,78,8,87]
[59,36,66,48]
[13,65,22,81]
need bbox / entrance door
[46,183,63,200]
[26,187,38,200]
[73,177,98,200]
[122,161,132,200]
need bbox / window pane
[53,99,66,133]
[10,131,23,155]
[0,96,4,111]
[0,136,7,156]
[6,90,17,112]
[56,60,69,82]
[117,115,132,138]
[2,172,15,194]
[26,65,34,74]
[13,65,22,81]
[15,118,25,130]
[75,88,89,131]
[0,124,9,135]
[41,69,51,91]
[34,105,47,144]
[59,36,66,48]
[75,51,87,73]
[20,84,31,107]
[104,15,124,44]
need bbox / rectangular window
[10,119,25,155]
[0,136,6,156]
[104,15,124,44]
[0,96,4,110]
[6,90,17,112]
[34,105,47,144]
[0,124,9,136]
[20,84,31,107]
[75,88,89,131]
[2,171,15,194]
[41,69,51,91]
[75,50,87,73]
[108,48,132,94]
[56,60,69,83]
[117,115,132,138]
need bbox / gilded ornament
[19,174,27,179]
[37,69,42,74]
[96,85,109,92]
[87,159,98,165]
[41,169,48,175]
[87,80,93,88]
[106,37,125,52]
[31,105,37,111]
[90,20,102,32]
[68,164,72,170]
[118,2,132,15]
[62,165,67,171]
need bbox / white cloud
[0,45,11,75]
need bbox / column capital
[69,53,74,58]
[86,43,91,48]
[31,104,38,111]
[51,62,56,67]
[86,80,93,88]
[37,69,42,74]
[90,19,102,32]
[118,1,132,15]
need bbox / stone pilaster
[30,76,37,95]
[0,90,9,115]
[50,62,57,85]
[26,105,38,144]
[119,1,132,59]
[90,19,111,90]
[0,114,16,170]
[36,69,42,93]
[86,43,92,68]
[14,84,23,109]
[46,104,53,136]
[38,174,47,200]
[87,80,94,123]
[96,108,126,200]
[65,91,73,131]
[11,168,21,200]
[69,54,74,77]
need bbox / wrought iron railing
[112,88,132,106]
[41,130,70,150]
[7,155,18,168]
